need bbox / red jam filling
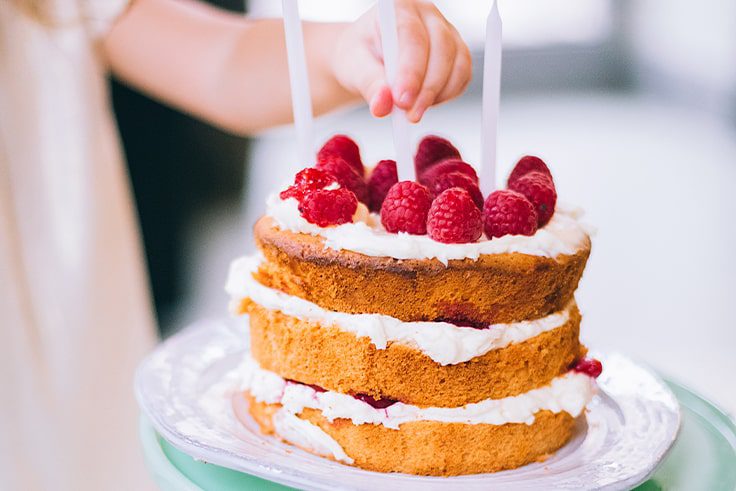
[572,357,603,378]
[285,379,327,393]
[352,393,399,409]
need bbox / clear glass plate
[135,319,681,491]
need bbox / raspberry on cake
[427,171,484,209]
[367,159,398,212]
[509,170,557,227]
[380,180,432,235]
[298,188,357,227]
[427,188,483,243]
[483,189,538,238]
[316,154,369,204]
[507,155,552,187]
[418,158,478,186]
[317,134,364,176]
[226,134,598,476]
[279,167,337,201]
[414,134,461,176]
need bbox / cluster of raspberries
[280,134,557,244]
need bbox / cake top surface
[263,134,591,263]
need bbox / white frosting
[271,409,354,464]
[266,194,589,264]
[241,357,596,430]
[226,256,575,366]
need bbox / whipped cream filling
[266,194,590,264]
[241,357,596,430]
[271,409,354,464]
[226,255,574,366]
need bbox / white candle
[282,0,314,167]
[480,0,502,195]
[378,0,413,181]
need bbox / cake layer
[246,396,576,476]
[245,302,584,407]
[241,356,595,426]
[239,356,594,476]
[227,255,577,366]
[254,216,591,325]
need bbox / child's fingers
[406,12,457,122]
[340,1,472,120]
[434,29,472,105]
[393,4,429,110]
[350,48,394,117]
[361,74,393,118]
[370,85,394,117]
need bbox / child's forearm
[104,0,359,135]
[105,0,472,134]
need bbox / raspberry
[427,188,483,243]
[509,171,557,227]
[298,187,357,227]
[418,159,478,186]
[367,159,398,212]
[280,187,301,201]
[317,134,364,176]
[427,171,484,209]
[279,167,337,201]
[380,181,432,235]
[573,358,603,378]
[483,190,538,238]
[316,155,368,204]
[507,155,552,188]
[414,135,461,176]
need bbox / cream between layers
[226,255,575,366]
[241,356,596,430]
[271,409,354,464]
[266,194,590,263]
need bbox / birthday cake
[226,134,601,476]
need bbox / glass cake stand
[136,320,736,490]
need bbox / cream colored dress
[0,1,157,490]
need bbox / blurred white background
[167,0,736,414]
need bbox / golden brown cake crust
[243,299,585,407]
[253,216,591,325]
[246,395,576,476]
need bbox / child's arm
[103,0,471,135]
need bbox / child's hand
[333,0,472,123]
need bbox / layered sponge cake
[226,135,601,476]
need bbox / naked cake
[225,134,601,476]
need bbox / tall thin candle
[480,0,502,195]
[378,0,413,181]
[282,0,313,166]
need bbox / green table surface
[141,380,736,490]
